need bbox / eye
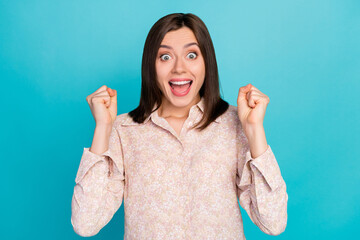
[187,52,197,60]
[160,54,171,61]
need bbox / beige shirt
[71,97,288,239]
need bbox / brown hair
[129,13,229,130]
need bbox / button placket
[179,139,192,239]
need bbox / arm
[71,124,125,237]
[236,123,288,235]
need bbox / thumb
[239,84,251,99]
[238,84,251,108]
[107,88,117,122]
[107,88,117,103]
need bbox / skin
[237,83,269,158]
[155,27,205,136]
[88,27,270,159]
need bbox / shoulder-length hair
[129,13,229,131]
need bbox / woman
[71,13,288,239]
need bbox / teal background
[1,0,359,239]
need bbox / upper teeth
[170,80,191,85]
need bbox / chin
[165,92,197,108]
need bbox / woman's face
[155,26,205,110]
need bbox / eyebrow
[159,42,199,50]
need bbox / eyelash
[159,52,198,61]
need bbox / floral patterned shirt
[71,97,288,239]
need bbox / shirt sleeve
[71,125,125,237]
[236,125,288,236]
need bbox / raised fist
[86,85,117,126]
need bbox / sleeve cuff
[246,145,283,191]
[74,147,112,184]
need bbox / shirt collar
[121,97,221,126]
[193,97,221,123]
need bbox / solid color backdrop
[1,0,359,239]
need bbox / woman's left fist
[237,83,270,127]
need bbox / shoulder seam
[113,113,130,128]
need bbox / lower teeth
[170,83,191,93]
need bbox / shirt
[71,97,288,239]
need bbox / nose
[171,56,186,74]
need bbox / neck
[158,95,201,119]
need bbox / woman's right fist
[86,85,117,126]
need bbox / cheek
[155,63,170,93]
[192,62,205,81]
[156,62,170,80]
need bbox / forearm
[89,124,112,155]
[72,150,125,237]
[238,143,288,235]
[244,124,268,159]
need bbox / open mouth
[168,80,193,97]
[169,80,193,90]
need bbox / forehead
[160,27,198,45]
